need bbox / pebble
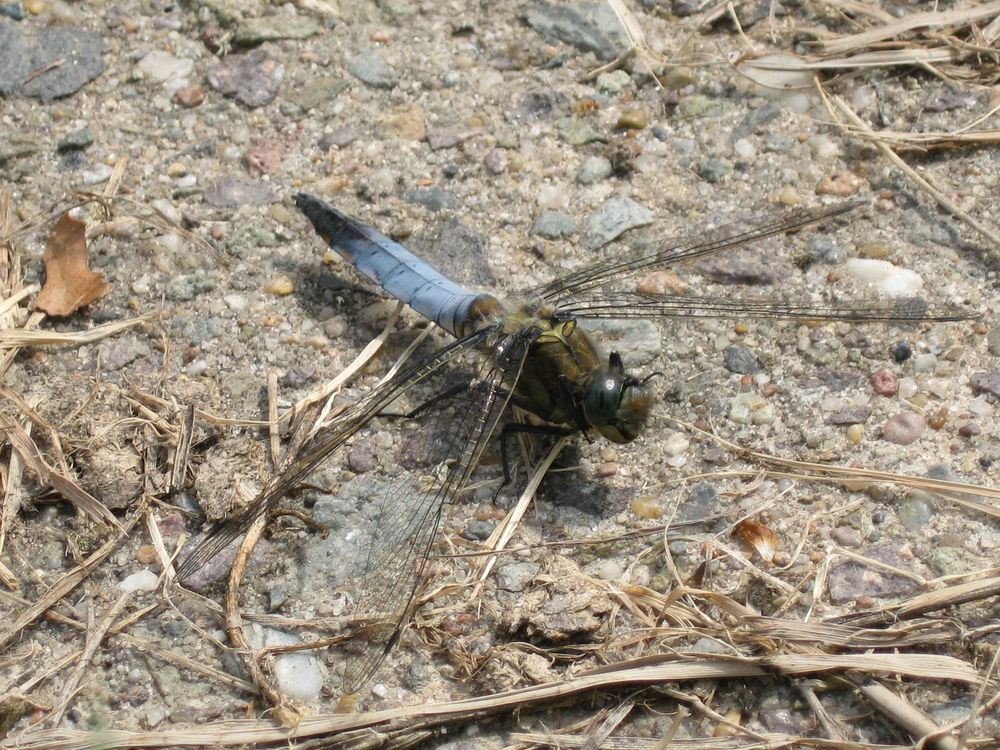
[244,137,286,176]
[913,353,937,373]
[898,494,932,531]
[616,107,649,129]
[286,75,348,112]
[530,210,576,239]
[233,15,321,45]
[56,128,94,152]
[843,258,924,297]
[0,23,105,100]
[204,178,276,207]
[897,377,918,399]
[986,328,1000,357]
[729,392,767,424]
[630,496,663,519]
[523,2,628,61]
[119,569,158,593]
[846,424,864,444]
[970,370,1000,397]
[596,69,631,93]
[662,432,689,457]
[576,155,612,185]
[137,50,193,83]
[858,241,891,259]
[870,369,897,396]
[807,234,843,263]
[136,545,158,565]
[207,48,284,108]
[815,170,866,196]
[349,49,397,89]
[250,625,324,701]
[696,157,732,184]
[882,412,926,445]
[264,275,295,296]
[732,138,756,161]
[635,270,686,295]
[777,186,800,206]
[483,148,507,174]
[723,345,759,374]
[172,85,204,108]
[402,188,458,212]
[81,163,113,186]
[831,527,863,547]
[890,340,912,363]
[582,196,654,250]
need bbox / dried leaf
[734,519,779,564]
[31,213,112,316]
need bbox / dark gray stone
[0,22,105,100]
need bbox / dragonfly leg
[493,422,575,504]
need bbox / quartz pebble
[844,258,924,297]
[119,569,158,593]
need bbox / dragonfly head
[584,352,655,444]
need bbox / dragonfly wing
[532,200,864,302]
[556,291,980,323]
[342,327,533,693]
[174,327,495,582]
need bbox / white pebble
[119,569,158,593]
[150,198,182,225]
[185,359,209,376]
[913,353,937,373]
[136,50,193,82]
[81,164,113,186]
[968,396,993,417]
[897,377,918,399]
[733,138,756,161]
[537,184,569,210]
[224,294,247,312]
[844,258,924,297]
[663,432,690,456]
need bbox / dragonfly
[177,193,976,693]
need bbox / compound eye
[583,372,624,428]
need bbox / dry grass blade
[0,415,121,529]
[857,681,960,750]
[818,1,1000,57]
[10,651,982,749]
[743,616,960,649]
[0,314,153,348]
[831,574,1000,627]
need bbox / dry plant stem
[48,591,132,726]
[835,574,1000,627]
[267,370,280,470]
[797,681,847,741]
[857,680,958,750]
[580,700,633,750]
[0,314,152,347]
[0,499,143,650]
[169,404,196,492]
[822,88,1000,252]
[224,511,292,719]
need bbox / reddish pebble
[815,170,867,197]
[870,369,898,396]
[830,527,863,547]
[595,461,619,478]
[244,137,286,176]
[854,595,876,609]
[882,411,926,445]
[136,545,158,565]
[635,270,687,296]
[761,383,779,397]
[172,85,204,108]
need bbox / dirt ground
[1,1,998,748]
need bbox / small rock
[635,270,686,295]
[986,328,1000,357]
[807,234,844,264]
[924,84,980,112]
[530,210,576,239]
[970,371,1000,397]
[402,188,458,212]
[207,48,284,108]
[831,527,863,547]
[204,177,276,207]
[616,107,649,129]
[56,127,94,152]
[286,75,348,112]
[898,495,932,531]
[483,148,507,174]
[119,569,158,593]
[882,411,926,445]
[844,258,924,297]
[582,196,654,250]
[890,340,912,363]
[576,155,612,185]
[349,49,397,89]
[172,85,204,107]
[696,157,732,184]
[870,369,897,397]
[723,345,759,374]
[0,23,105,100]
[595,69,631,93]
[264,275,294,296]
[523,2,628,62]
[137,50,193,82]
[81,163,113,186]
[815,170,866,197]
[136,545,158,565]
[244,137,285,176]
[913,353,937,373]
[233,15,321,45]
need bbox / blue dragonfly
[177,194,976,693]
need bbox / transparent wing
[174,327,496,581]
[530,200,863,302]
[342,327,532,693]
[556,291,980,323]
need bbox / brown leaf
[31,213,111,316]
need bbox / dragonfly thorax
[583,351,654,444]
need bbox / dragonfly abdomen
[296,193,493,337]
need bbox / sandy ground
[1,1,998,747]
